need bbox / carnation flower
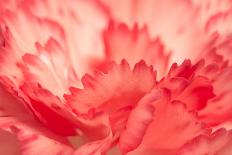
[0,0,232,155]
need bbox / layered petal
[0,26,25,87]
[178,128,232,155]
[0,118,75,155]
[0,5,65,53]
[21,0,108,76]
[1,0,232,154]
[74,132,113,155]
[199,67,232,126]
[0,0,108,84]
[103,22,170,77]
[19,38,78,97]
[97,0,207,63]
[123,89,207,155]
[20,83,80,136]
[158,60,215,111]
[119,89,161,153]
[65,60,156,151]
[66,60,156,114]
[205,11,232,35]
[0,83,75,154]
[192,0,232,35]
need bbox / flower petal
[0,26,25,88]
[74,132,113,155]
[199,67,232,126]
[20,82,80,136]
[119,89,161,153]
[0,129,21,155]
[103,22,170,77]
[0,6,65,53]
[0,83,74,155]
[0,118,74,155]
[205,11,232,35]
[66,60,156,114]
[126,89,208,154]
[178,128,232,155]
[192,0,232,34]
[98,0,205,63]
[19,38,78,97]
[159,60,215,111]
[22,0,108,76]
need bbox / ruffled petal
[65,60,156,114]
[0,0,107,81]
[158,59,232,127]
[20,82,80,136]
[65,60,156,150]
[0,83,74,155]
[178,128,232,155]
[205,11,232,35]
[103,22,170,77]
[175,76,215,110]
[192,0,232,34]
[199,67,232,126]
[97,0,206,63]
[22,0,107,76]
[0,26,25,87]
[125,89,207,155]
[0,5,65,53]
[119,89,161,153]
[159,60,215,111]
[19,38,78,97]
[0,118,74,155]
[191,37,232,126]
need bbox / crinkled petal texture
[122,89,208,155]
[103,22,170,77]
[119,59,232,154]
[0,84,74,155]
[66,60,155,114]
[1,0,232,155]
[0,0,107,77]
[178,129,232,155]
[97,0,210,63]
[66,60,156,142]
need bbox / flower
[0,0,232,155]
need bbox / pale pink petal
[192,0,232,34]
[22,0,108,76]
[0,6,65,53]
[103,22,170,77]
[97,0,206,64]
[205,11,232,35]
[19,38,78,97]
[0,26,24,87]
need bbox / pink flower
[0,0,232,155]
